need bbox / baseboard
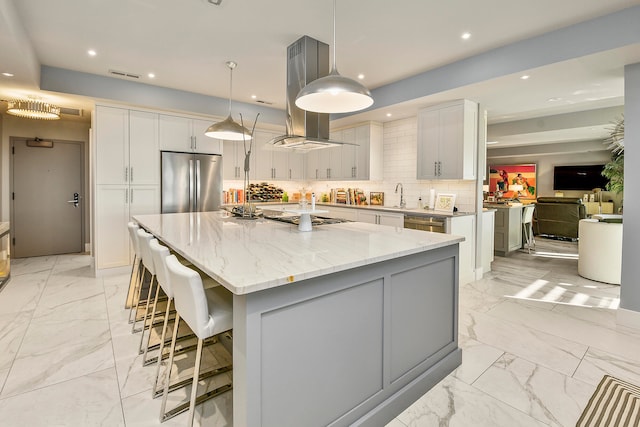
[617,308,640,331]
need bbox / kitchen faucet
[395,183,406,208]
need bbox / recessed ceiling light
[251,94,257,99]
[461,32,471,40]
[520,75,530,80]
[357,74,365,80]
[547,97,562,102]
[486,141,499,145]
[386,113,392,117]
[88,49,97,57]
[2,72,14,77]
[148,73,155,78]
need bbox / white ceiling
[1,0,640,148]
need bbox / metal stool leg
[160,313,181,422]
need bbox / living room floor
[0,238,637,426]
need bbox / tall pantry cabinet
[94,105,160,270]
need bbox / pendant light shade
[295,0,373,114]
[205,61,252,141]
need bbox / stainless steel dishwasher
[404,215,447,233]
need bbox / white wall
[0,114,91,243]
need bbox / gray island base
[134,211,463,426]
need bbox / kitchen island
[134,210,463,427]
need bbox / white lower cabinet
[95,185,159,270]
[357,210,404,227]
[449,215,475,286]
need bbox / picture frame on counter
[370,192,384,206]
[434,193,456,213]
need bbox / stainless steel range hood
[269,36,356,151]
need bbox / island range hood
[268,36,357,151]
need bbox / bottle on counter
[311,193,316,210]
[418,197,423,209]
[282,192,289,202]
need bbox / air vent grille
[59,107,83,116]
[108,69,140,79]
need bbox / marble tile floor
[0,238,636,426]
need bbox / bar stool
[160,255,233,426]
[149,240,225,395]
[522,204,536,253]
[126,222,142,319]
[134,229,161,345]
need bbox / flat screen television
[553,164,608,191]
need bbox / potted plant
[602,116,624,211]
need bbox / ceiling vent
[108,69,140,79]
[59,107,83,117]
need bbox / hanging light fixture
[295,0,373,114]
[205,61,252,141]
[6,98,60,120]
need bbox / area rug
[577,375,640,426]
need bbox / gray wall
[621,63,640,313]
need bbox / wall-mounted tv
[553,164,608,191]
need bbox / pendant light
[205,61,252,140]
[6,98,60,120]
[295,0,373,114]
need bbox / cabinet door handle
[193,136,197,150]
[289,169,292,179]
[125,189,128,204]
[130,188,134,204]
[124,167,128,182]
[434,162,437,176]
[315,169,318,179]
[438,161,442,176]
[130,167,133,182]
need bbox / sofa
[533,197,586,239]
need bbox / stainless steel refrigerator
[161,151,222,213]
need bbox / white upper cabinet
[95,106,159,186]
[159,114,222,154]
[129,110,159,185]
[417,99,478,180]
[307,122,382,181]
[223,139,244,180]
[95,106,129,185]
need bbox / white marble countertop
[133,211,463,295]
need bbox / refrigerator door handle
[195,160,201,211]
[189,159,194,211]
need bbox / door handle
[195,159,201,211]
[66,192,80,207]
[189,159,194,211]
